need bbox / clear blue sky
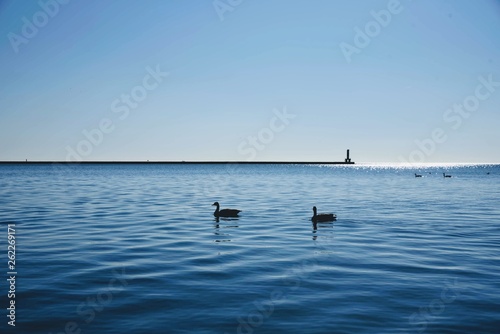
[1,0,499,162]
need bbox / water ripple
[1,164,499,333]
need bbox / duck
[415,173,422,177]
[443,173,452,178]
[311,206,336,222]
[212,202,241,217]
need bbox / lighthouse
[345,149,351,163]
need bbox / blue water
[1,163,499,333]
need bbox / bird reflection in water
[312,221,334,241]
[213,217,239,242]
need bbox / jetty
[1,150,355,165]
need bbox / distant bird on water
[415,173,422,177]
[443,173,452,178]
[311,206,336,222]
[212,202,241,217]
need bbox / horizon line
[0,160,355,165]
[1,161,499,165]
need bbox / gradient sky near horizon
[1,0,499,163]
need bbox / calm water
[1,163,499,333]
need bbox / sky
[0,0,499,163]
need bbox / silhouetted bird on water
[311,206,336,222]
[443,173,452,178]
[212,202,241,217]
[415,173,422,177]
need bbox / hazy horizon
[1,160,500,166]
[1,0,499,163]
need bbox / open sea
[1,163,499,334]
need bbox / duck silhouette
[212,202,241,218]
[311,206,336,222]
[443,173,452,178]
[415,173,422,177]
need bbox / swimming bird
[415,173,422,177]
[311,206,336,222]
[212,202,241,217]
[443,173,452,178]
